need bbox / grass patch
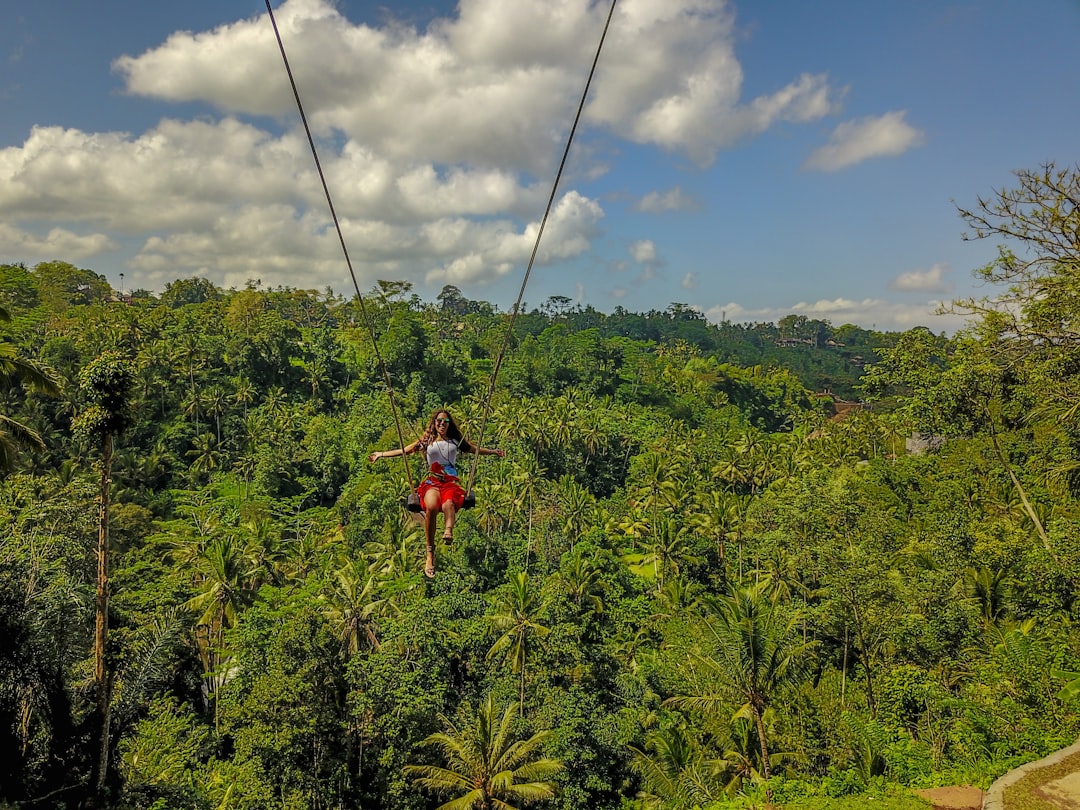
[1003,750,1080,810]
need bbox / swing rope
[265,0,417,497]
[463,0,620,496]
[267,0,620,506]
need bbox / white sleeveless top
[424,438,460,476]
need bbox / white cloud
[890,263,953,294]
[702,296,970,333]
[0,121,308,230]
[0,223,116,261]
[630,239,658,264]
[425,191,603,286]
[637,186,699,213]
[2,0,855,294]
[804,110,925,171]
[681,272,698,290]
[115,0,843,170]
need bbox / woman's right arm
[369,440,421,463]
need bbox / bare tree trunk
[753,702,773,803]
[841,625,848,707]
[985,410,1056,562]
[94,432,114,804]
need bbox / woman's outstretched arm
[369,440,422,463]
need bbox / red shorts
[417,476,465,511]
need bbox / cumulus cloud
[0,223,116,261]
[890,263,953,294]
[0,121,308,230]
[681,272,698,290]
[630,239,658,264]
[3,0,852,294]
[804,110,925,171]
[116,0,843,170]
[425,191,604,286]
[637,186,699,213]
[702,296,970,333]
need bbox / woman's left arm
[479,446,505,458]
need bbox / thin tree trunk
[753,702,773,803]
[841,626,848,707]
[985,410,1056,562]
[94,432,114,804]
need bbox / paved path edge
[983,737,1080,810]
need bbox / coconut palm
[555,474,594,547]
[963,566,1010,626]
[404,694,563,810]
[629,724,725,810]
[183,535,247,727]
[320,557,385,656]
[630,452,680,528]
[556,550,605,616]
[487,572,551,708]
[622,515,698,595]
[0,308,60,475]
[187,432,223,483]
[665,582,814,802]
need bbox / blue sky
[2,1,1078,332]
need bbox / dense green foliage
[1,165,1079,809]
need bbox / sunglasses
[435,418,451,424]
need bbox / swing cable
[463,0,620,497]
[264,0,417,499]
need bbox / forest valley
[1,164,1079,810]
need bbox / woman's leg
[441,500,457,539]
[423,489,440,576]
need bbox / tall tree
[72,350,134,805]
[487,572,551,708]
[0,304,59,474]
[666,583,814,801]
[404,694,563,810]
[629,724,726,810]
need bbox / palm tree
[665,582,814,802]
[202,384,228,444]
[634,516,698,594]
[404,694,563,810]
[0,309,60,475]
[487,572,551,708]
[364,517,423,581]
[963,566,1010,627]
[182,388,204,436]
[718,711,785,796]
[183,535,246,727]
[320,558,385,656]
[0,410,48,476]
[238,514,285,588]
[187,432,223,483]
[232,375,256,419]
[688,490,735,566]
[136,340,173,415]
[556,551,605,616]
[176,332,204,430]
[629,724,725,810]
[555,474,594,548]
[630,452,679,528]
[72,350,134,803]
[578,406,609,457]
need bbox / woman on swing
[369,408,504,577]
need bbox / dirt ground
[915,785,985,810]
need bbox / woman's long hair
[421,408,477,452]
